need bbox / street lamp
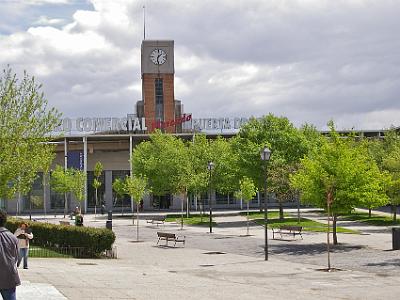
[260,146,271,261]
[207,161,215,233]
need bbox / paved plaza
[16,209,400,299]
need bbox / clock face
[150,49,167,65]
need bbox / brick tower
[137,40,182,133]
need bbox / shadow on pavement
[365,259,400,267]
[270,243,365,256]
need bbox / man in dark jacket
[0,209,20,300]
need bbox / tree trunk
[136,203,140,241]
[29,191,32,221]
[394,206,397,222]
[186,193,189,218]
[333,214,338,245]
[246,201,250,236]
[326,190,333,270]
[279,202,284,220]
[368,208,371,218]
[43,173,47,221]
[94,188,98,220]
[64,192,68,218]
[181,193,184,230]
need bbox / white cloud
[0,0,399,130]
[34,16,65,26]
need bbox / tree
[93,161,103,219]
[51,165,73,218]
[209,137,239,198]
[132,130,191,229]
[368,129,400,220]
[381,143,400,221]
[124,175,149,241]
[234,177,257,235]
[188,134,210,219]
[268,159,298,220]
[233,114,308,213]
[291,122,389,269]
[0,67,60,201]
[113,178,127,215]
[70,169,86,204]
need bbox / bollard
[393,227,400,250]
[106,220,112,230]
[107,210,112,220]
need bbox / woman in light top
[14,223,33,269]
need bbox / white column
[83,136,88,214]
[64,138,68,170]
[129,135,134,213]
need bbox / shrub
[5,218,115,257]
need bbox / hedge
[5,218,115,258]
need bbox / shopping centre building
[0,40,394,215]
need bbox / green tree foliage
[112,178,126,208]
[233,114,308,212]
[51,166,86,217]
[132,131,192,228]
[234,177,257,235]
[188,134,210,203]
[368,129,400,220]
[51,165,73,218]
[70,169,86,203]
[132,130,190,197]
[209,137,239,196]
[291,122,390,245]
[124,175,149,241]
[0,67,60,199]
[268,159,298,220]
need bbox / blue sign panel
[67,151,84,170]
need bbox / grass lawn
[165,214,217,226]
[342,212,400,226]
[240,211,289,219]
[249,215,359,234]
[29,246,73,258]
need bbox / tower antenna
[143,4,146,40]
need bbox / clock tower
[137,40,182,133]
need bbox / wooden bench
[272,225,303,239]
[59,221,71,226]
[147,216,166,226]
[156,232,185,247]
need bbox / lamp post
[260,146,271,261]
[208,161,215,233]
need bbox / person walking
[14,223,33,269]
[0,209,21,300]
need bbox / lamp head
[260,147,271,161]
[207,161,215,171]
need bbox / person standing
[14,223,33,269]
[0,209,21,300]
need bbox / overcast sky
[1,0,399,130]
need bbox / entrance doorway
[152,194,172,209]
